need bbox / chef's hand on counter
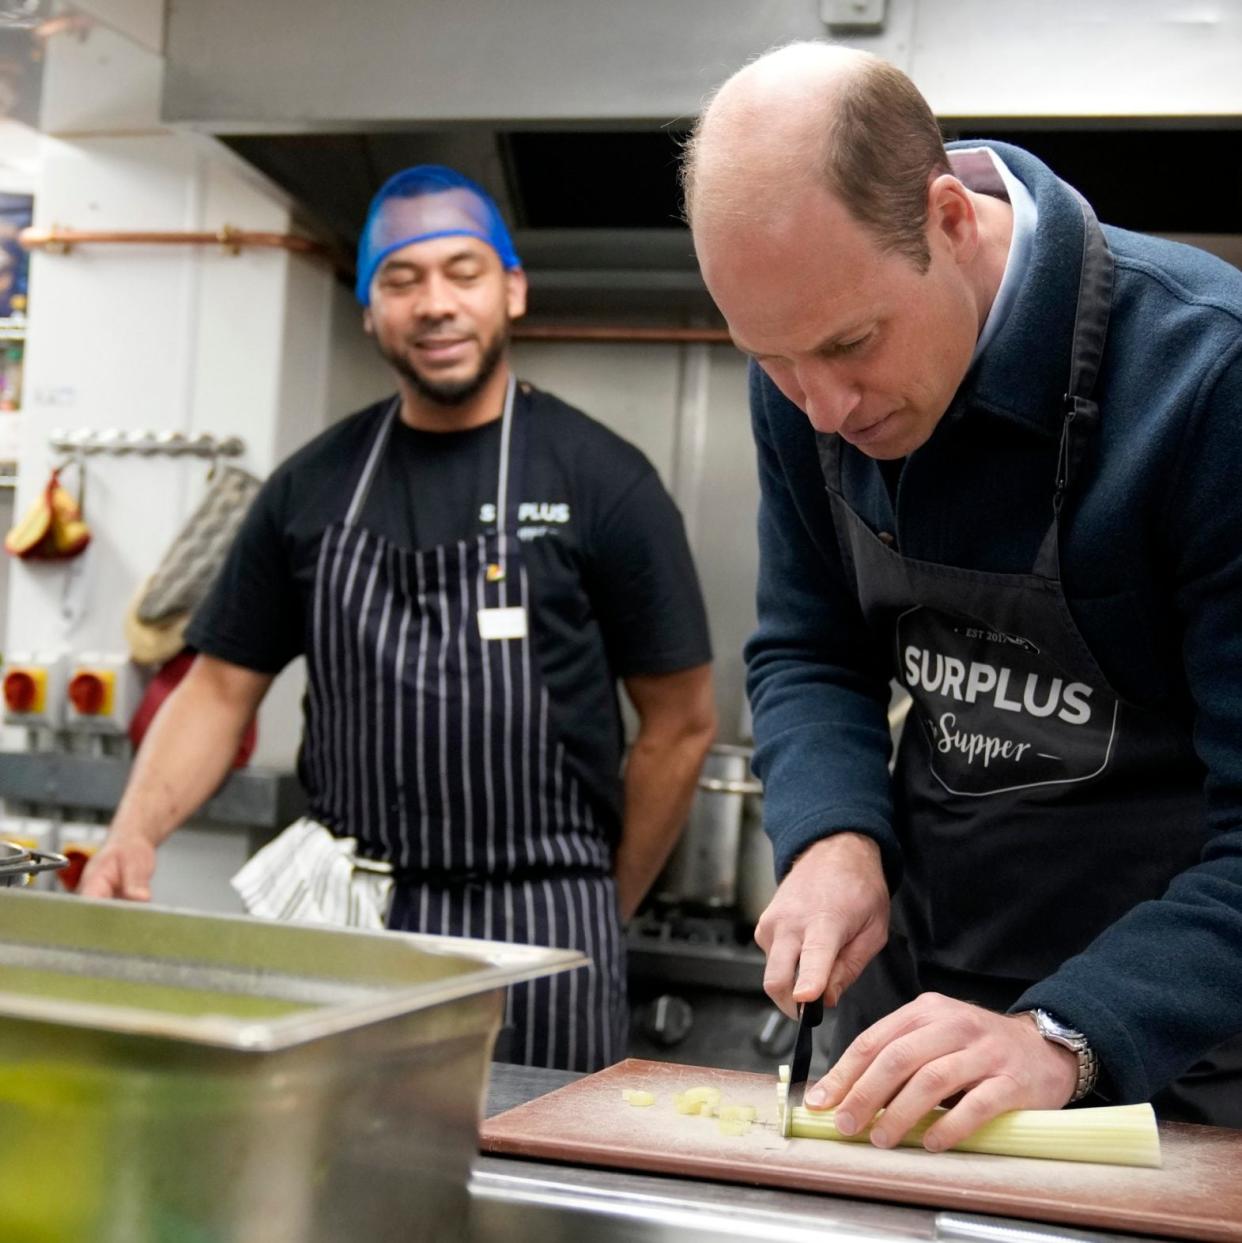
[78,656,273,903]
[79,832,156,901]
[806,995,1078,1151]
[754,832,889,1017]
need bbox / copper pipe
[32,14,94,39]
[513,324,732,345]
[17,232,730,344]
[18,225,334,263]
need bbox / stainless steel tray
[0,889,584,1243]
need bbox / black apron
[816,196,1242,1125]
[301,375,625,1072]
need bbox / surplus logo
[902,644,1094,727]
[479,501,571,525]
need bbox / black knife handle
[804,996,824,1027]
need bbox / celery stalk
[789,1102,1161,1168]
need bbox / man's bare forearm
[615,665,717,920]
[109,655,273,849]
[616,737,710,919]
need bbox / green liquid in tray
[0,962,315,1021]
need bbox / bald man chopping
[685,42,1242,1145]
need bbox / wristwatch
[1022,1008,1099,1102]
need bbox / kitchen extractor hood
[157,0,1242,316]
[218,127,719,321]
[217,123,1242,318]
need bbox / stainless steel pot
[0,840,67,888]
[735,788,776,927]
[732,690,912,923]
[658,745,761,908]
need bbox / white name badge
[477,607,528,641]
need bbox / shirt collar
[958,148,1038,365]
[945,140,1092,440]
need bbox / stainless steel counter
[472,1065,1174,1243]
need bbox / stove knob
[752,1007,798,1058]
[642,994,693,1048]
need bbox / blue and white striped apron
[300,376,625,1071]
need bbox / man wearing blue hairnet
[82,166,717,1071]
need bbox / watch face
[1037,1009,1084,1046]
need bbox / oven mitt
[123,583,190,668]
[4,468,91,560]
[134,465,261,626]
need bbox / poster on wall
[0,191,29,424]
[0,190,30,319]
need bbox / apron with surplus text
[816,197,1242,1125]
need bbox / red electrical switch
[68,670,113,716]
[64,656,132,733]
[3,667,45,714]
[56,847,94,893]
[2,654,67,727]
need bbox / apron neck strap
[343,374,523,532]
[494,371,520,536]
[1048,193,1114,515]
[1032,195,1115,577]
[1062,191,1114,413]
[345,396,400,528]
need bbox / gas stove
[627,906,758,977]
[624,904,795,1072]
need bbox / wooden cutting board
[480,1059,1242,1242]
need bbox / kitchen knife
[782,995,824,1137]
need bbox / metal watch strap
[1024,1008,1100,1103]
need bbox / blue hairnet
[355,165,521,305]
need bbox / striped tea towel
[231,817,393,930]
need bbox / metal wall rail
[18,224,336,265]
[0,752,306,829]
[48,428,245,460]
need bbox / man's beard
[380,324,509,408]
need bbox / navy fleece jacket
[746,141,1242,1103]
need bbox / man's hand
[754,832,889,1017]
[807,994,1078,1151]
[75,655,272,903]
[78,833,157,901]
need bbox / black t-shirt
[187,382,713,827]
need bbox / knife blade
[782,995,824,1137]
